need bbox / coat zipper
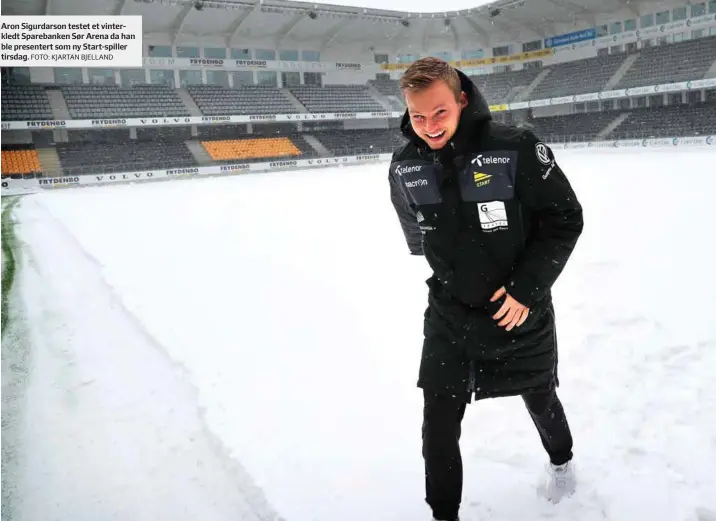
[468,359,476,398]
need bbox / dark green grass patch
[2,197,21,337]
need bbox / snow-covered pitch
[4,148,716,521]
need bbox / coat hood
[399,68,492,148]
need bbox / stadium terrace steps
[386,95,405,111]
[705,56,716,79]
[176,89,204,117]
[185,140,214,165]
[596,112,631,140]
[302,134,332,157]
[513,68,551,103]
[364,83,395,111]
[46,88,71,120]
[279,88,309,113]
[603,53,641,91]
[36,148,62,177]
[504,85,524,103]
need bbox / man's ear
[459,91,468,108]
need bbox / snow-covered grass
[5,148,716,521]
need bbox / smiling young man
[388,57,584,521]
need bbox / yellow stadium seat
[1,149,42,175]
[201,137,301,161]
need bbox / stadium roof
[3,0,669,53]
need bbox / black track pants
[422,388,573,521]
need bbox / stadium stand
[197,124,249,140]
[61,84,190,119]
[609,100,716,139]
[31,131,55,148]
[2,27,716,180]
[1,85,53,121]
[471,67,544,103]
[313,128,407,156]
[201,137,302,161]
[367,78,406,110]
[288,85,385,113]
[187,85,299,115]
[1,145,43,176]
[524,110,621,141]
[67,129,132,143]
[527,54,627,100]
[56,140,197,176]
[615,35,716,90]
[135,127,193,141]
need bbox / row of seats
[312,128,406,156]
[187,85,299,115]
[3,99,713,177]
[1,148,42,174]
[201,137,302,161]
[2,35,714,122]
[522,110,621,141]
[61,84,189,119]
[1,84,53,121]
[615,35,716,89]
[56,140,197,176]
[611,101,716,138]
[288,85,385,113]
[529,54,627,100]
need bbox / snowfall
[2,148,716,521]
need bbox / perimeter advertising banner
[544,28,596,48]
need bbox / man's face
[404,79,467,150]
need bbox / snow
[4,148,716,521]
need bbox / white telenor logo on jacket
[395,164,422,176]
[471,154,510,167]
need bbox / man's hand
[490,287,529,331]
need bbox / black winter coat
[389,70,584,401]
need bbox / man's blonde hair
[399,56,462,101]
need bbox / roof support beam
[463,16,492,49]
[320,18,354,52]
[225,3,259,47]
[486,17,522,42]
[543,0,597,25]
[612,0,639,18]
[170,3,194,46]
[274,13,305,49]
[422,21,430,53]
[496,11,550,39]
[390,25,410,54]
[114,0,128,16]
[448,21,461,52]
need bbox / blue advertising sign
[544,28,596,48]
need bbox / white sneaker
[540,460,576,504]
